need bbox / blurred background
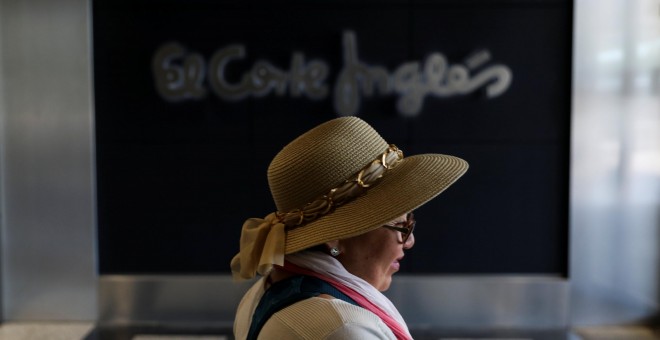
[0,0,658,339]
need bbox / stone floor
[0,322,94,340]
[0,322,658,340]
[574,326,660,340]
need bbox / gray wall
[0,0,4,323]
[0,0,96,320]
[570,0,660,325]
[0,0,658,328]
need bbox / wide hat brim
[284,152,468,254]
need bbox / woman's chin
[377,276,394,292]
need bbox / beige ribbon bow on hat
[230,213,286,281]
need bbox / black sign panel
[93,0,572,274]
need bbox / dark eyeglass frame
[382,212,416,244]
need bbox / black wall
[93,0,572,275]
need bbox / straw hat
[231,116,468,280]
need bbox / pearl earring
[330,247,341,257]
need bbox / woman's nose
[403,232,415,249]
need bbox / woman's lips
[391,256,403,271]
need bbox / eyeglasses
[382,212,416,244]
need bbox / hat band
[276,144,404,230]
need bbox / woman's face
[334,214,415,291]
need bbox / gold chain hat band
[276,144,403,229]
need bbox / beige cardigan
[234,277,396,340]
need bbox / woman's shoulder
[260,297,396,339]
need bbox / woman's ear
[325,240,339,249]
[325,240,341,257]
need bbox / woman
[231,117,468,339]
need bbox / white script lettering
[152,31,513,116]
